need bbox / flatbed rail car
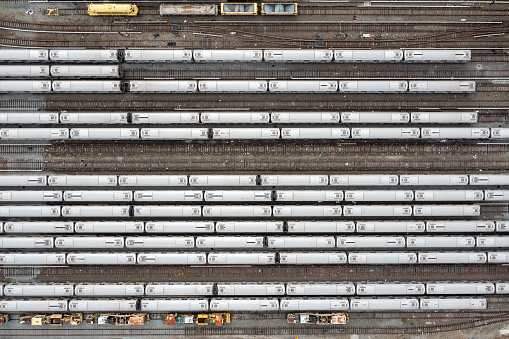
[85,313,148,326]
[87,3,139,16]
[160,4,218,16]
[165,312,229,326]
[261,3,297,15]
[287,313,348,325]
[20,313,81,326]
[221,3,258,15]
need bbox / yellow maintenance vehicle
[87,3,139,16]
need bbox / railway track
[0,314,508,335]
[189,21,508,35]
[51,4,509,18]
[3,140,509,174]
[1,312,507,337]
[234,310,509,320]
[4,139,509,175]
[3,265,509,282]
[5,139,509,165]
[4,310,502,322]
[2,19,507,49]
[35,156,509,175]
[299,5,509,18]
[30,142,509,158]
[473,53,509,63]
[1,19,504,34]
[124,67,509,80]
[1,92,508,110]
[1,36,505,49]
[5,156,509,173]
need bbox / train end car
[0,299,68,312]
[0,80,51,92]
[409,81,476,93]
[0,65,50,78]
[420,298,486,310]
[0,49,48,62]
[404,50,471,62]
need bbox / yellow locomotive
[87,3,139,16]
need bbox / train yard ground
[0,0,509,338]
[1,1,509,49]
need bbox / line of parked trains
[0,111,481,125]
[2,127,505,140]
[1,251,508,265]
[0,235,508,249]
[0,297,489,313]
[0,205,483,218]
[0,80,477,93]
[0,49,471,63]
[87,3,298,16]
[0,189,508,202]
[2,174,507,187]
[0,220,507,234]
[159,3,298,16]
[0,282,506,297]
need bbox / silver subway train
[0,80,476,93]
[0,49,471,63]
[0,189,507,202]
[0,235,506,250]
[2,127,505,140]
[0,297,486,313]
[2,220,504,234]
[0,111,479,125]
[0,174,507,187]
[1,282,505,297]
[0,251,507,265]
